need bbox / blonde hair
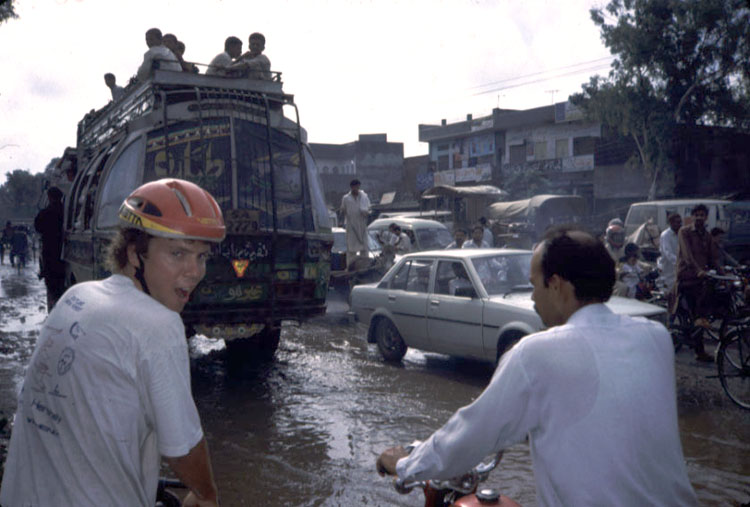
[105,228,151,273]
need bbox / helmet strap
[134,254,151,295]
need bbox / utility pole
[545,89,559,104]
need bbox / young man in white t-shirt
[1,179,223,507]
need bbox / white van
[624,199,730,237]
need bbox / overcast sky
[0,0,612,182]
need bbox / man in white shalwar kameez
[658,213,681,292]
[340,179,370,269]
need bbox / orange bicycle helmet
[118,178,225,242]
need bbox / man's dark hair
[249,32,266,45]
[47,187,63,201]
[146,28,162,41]
[691,203,708,216]
[479,216,487,225]
[225,36,242,51]
[162,33,177,43]
[472,225,484,234]
[350,179,361,186]
[710,227,725,237]
[104,72,115,80]
[454,228,467,235]
[540,225,615,303]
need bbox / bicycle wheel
[717,329,750,410]
[670,308,693,353]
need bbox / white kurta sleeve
[359,192,370,215]
[396,344,539,481]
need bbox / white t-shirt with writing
[0,275,203,506]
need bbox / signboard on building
[455,163,492,182]
[434,170,456,186]
[561,154,594,172]
[470,119,493,132]
[469,134,495,157]
[316,158,357,175]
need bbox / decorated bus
[59,67,332,356]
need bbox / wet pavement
[0,262,749,505]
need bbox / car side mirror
[454,286,477,298]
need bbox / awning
[421,184,509,199]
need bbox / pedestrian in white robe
[340,179,370,269]
[658,213,682,291]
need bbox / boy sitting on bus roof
[231,32,271,80]
[137,27,181,81]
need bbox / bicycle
[710,266,750,409]
[715,317,750,409]
[667,271,742,355]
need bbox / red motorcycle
[383,442,520,507]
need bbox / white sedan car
[350,249,667,363]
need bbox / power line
[473,62,613,96]
[470,56,614,92]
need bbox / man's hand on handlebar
[182,491,218,507]
[376,446,410,476]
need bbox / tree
[0,0,18,25]
[571,0,750,199]
[0,169,46,219]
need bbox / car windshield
[471,253,533,296]
[334,230,381,252]
[416,228,452,250]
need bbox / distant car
[367,217,453,252]
[350,249,667,363]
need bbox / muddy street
[1,264,749,505]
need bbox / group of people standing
[605,203,736,362]
[445,217,494,249]
[102,28,272,103]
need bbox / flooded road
[1,264,749,505]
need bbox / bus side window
[71,175,90,231]
[83,152,111,230]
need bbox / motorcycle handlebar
[390,449,504,495]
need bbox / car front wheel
[375,318,407,362]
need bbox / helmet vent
[172,188,193,217]
[142,201,162,217]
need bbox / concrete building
[309,134,404,208]
[418,102,601,201]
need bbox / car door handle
[388,294,396,301]
[430,300,440,306]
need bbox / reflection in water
[187,308,750,506]
[0,269,747,506]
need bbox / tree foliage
[571,0,750,198]
[0,0,18,25]
[0,162,57,220]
